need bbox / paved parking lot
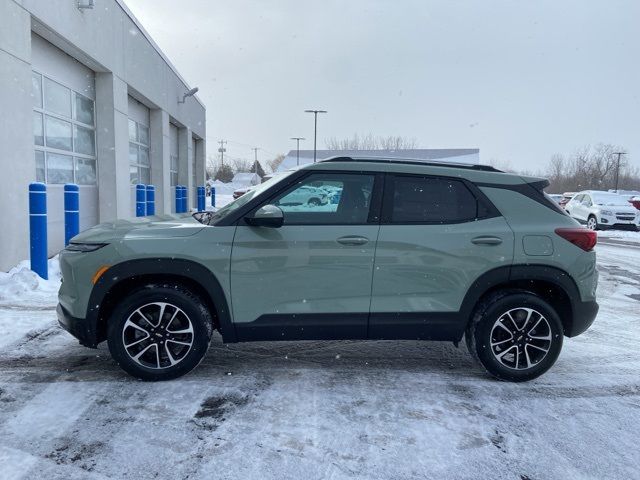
[1,242,639,479]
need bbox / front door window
[270,173,374,224]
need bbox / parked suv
[565,190,639,230]
[57,157,599,382]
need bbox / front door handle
[471,236,503,246]
[336,235,369,246]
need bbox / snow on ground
[1,242,640,478]
[597,229,640,244]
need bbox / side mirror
[192,211,213,225]
[245,204,284,228]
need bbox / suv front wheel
[107,284,213,381]
[466,290,563,382]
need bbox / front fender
[87,258,236,345]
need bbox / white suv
[565,190,639,230]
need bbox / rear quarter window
[390,176,480,223]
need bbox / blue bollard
[29,182,48,280]
[146,185,155,216]
[211,186,216,208]
[176,185,182,213]
[197,186,205,212]
[180,186,188,213]
[64,184,79,246]
[135,184,146,217]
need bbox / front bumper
[567,300,599,337]
[57,303,97,348]
[599,214,639,229]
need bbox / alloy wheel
[122,302,194,369]
[489,307,552,370]
[587,217,597,230]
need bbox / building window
[32,71,97,185]
[128,119,150,185]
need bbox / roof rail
[319,156,502,173]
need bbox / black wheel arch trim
[456,263,591,340]
[86,258,236,346]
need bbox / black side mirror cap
[244,204,284,228]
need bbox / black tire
[107,283,213,381]
[587,215,599,231]
[307,198,321,206]
[465,290,564,382]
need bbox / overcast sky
[125,0,639,171]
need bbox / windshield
[591,193,630,206]
[207,171,296,224]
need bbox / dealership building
[0,0,206,271]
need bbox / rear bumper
[57,303,97,348]
[567,300,599,337]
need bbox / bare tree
[267,153,285,173]
[206,155,218,180]
[232,158,252,173]
[325,133,418,150]
[545,144,638,193]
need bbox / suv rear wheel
[465,290,563,382]
[107,284,213,381]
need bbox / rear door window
[388,175,481,223]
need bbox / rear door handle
[471,236,503,246]
[336,235,369,246]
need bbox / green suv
[57,157,599,382]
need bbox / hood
[596,204,637,214]
[71,215,205,243]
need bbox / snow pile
[208,180,241,209]
[0,256,61,307]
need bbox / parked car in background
[57,156,599,382]
[276,185,329,206]
[608,189,640,211]
[233,186,254,199]
[565,190,639,230]
[559,192,576,209]
[547,194,563,204]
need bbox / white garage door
[128,96,150,215]
[31,33,98,256]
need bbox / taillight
[554,227,597,252]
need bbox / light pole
[290,137,305,166]
[612,151,626,192]
[217,139,227,166]
[304,109,327,163]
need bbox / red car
[232,186,251,199]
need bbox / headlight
[65,243,108,252]
[600,210,613,216]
